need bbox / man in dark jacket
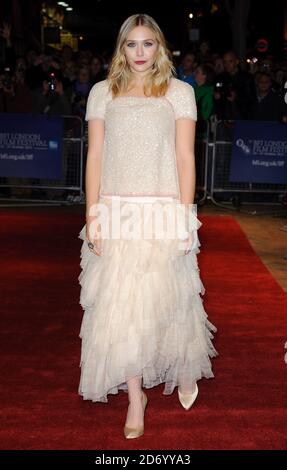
[249,72,287,121]
[214,51,255,120]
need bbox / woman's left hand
[184,232,193,255]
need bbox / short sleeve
[168,79,197,121]
[85,80,108,121]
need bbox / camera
[215,81,223,90]
[2,67,13,89]
[215,81,227,98]
[247,57,258,64]
[47,72,57,92]
[215,81,234,99]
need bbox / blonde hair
[107,13,176,98]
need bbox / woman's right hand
[86,216,102,256]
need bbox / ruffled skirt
[78,195,218,403]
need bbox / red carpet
[0,209,287,450]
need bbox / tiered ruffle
[78,197,218,403]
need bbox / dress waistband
[100,195,177,203]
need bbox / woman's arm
[175,118,196,206]
[85,118,104,219]
[85,119,105,255]
[175,118,197,254]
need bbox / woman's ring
[88,242,94,250]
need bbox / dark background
[0,0,286,58]
[66,0,286,57]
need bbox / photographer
[0,23,15,70]
[249,72,287,122]
[0,65,32,113]
[213,51,255,120]
[71,66,92,119]
[32,70,71,115]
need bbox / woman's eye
[126,42,154,47]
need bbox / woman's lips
[135,61,146,64]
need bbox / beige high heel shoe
[124,391,148,439]
[178,383,198,410]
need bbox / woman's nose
[136,45,144,57]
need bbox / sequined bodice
[85,78,197,198]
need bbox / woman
[78,13,218,439]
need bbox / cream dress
[78,77,218,403]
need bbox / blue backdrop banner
[229,121,287,184]
[0,113,63,179]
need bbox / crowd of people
[1,23,287,123]
[0,23,106,116]
[176,42,287,123]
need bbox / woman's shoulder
[166,77,197,121]
[85,79,110,121]
[89,79,110,97]
[168,77,195,95]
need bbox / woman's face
[123,26,158,76]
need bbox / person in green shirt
[192,64,214,203]
[194,64,214,120]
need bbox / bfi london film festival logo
[236,138,251,154]
[86,199,199,252]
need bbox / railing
[201,119,287,215]
[194,119,210,206]
[0,115,85,206]
[1,115,286,216]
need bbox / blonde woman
[78,13,218,439]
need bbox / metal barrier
[0,115,85,206]
[208,120,287,215]
[194,119,210,205]
[2,115,285,214]
[0,114,210,207]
